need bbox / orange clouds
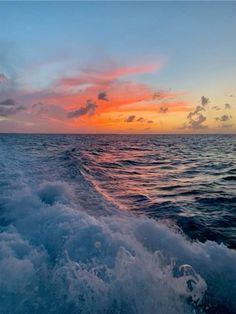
[46,63,186,114]
[5,60,193,133]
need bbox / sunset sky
[0,1,235,133]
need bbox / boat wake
[0,181,235,314]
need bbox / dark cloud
[201,96,209,106]
[67,100,97,118]
[159,106,168,114]
[98,91,109,101]
[0,105,25,117]
[0,73,8,84]
[212,106,221,110]
[188,113,207,129]
[224,103,231,109]
[125,116,153,124]
[187,105,205,119]
[212,103,231,111]
[137,117,145,122]
[0,98,25,116]
[0,98,15,106]
[215,114,232,122]
[125,115,136,123]
[183,104,207,129]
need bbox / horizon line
[0,132,235,136]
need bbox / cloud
[137,117,145,122]
[58,63,159,87]
[187,105,205,119]
[152,89,180,101]
[215,114,232,122]
[67,99,97,118]
[98,91,109,101]
[212,103,231,111]
[224,103,231,109]
[125,116,153,124]
[0,55,187,131]
[0,98,25,117]
[183,102,208,129]
[23,59,185,125]
[188,113,207,129]
[212,106,221,110]
[125,115,136,123]
[0,105,25,117]
[0,73,8,84]
[201,96,209,106]
[159,106,168,113]
[0,98,15,106]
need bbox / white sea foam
[0,181,235,313]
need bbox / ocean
[0,134,235,314]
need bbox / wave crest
[0,182,235,313]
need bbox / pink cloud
[58,63,160,87]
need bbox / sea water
[0,134,235,313]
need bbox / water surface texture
[0,134,235,314]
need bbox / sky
[0,1,235,134]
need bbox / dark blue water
[0,134,235,313]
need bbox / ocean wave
[222,176,236,181]
[0,181,236,314]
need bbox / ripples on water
[72,134,236,248]
[0,134,235,314]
